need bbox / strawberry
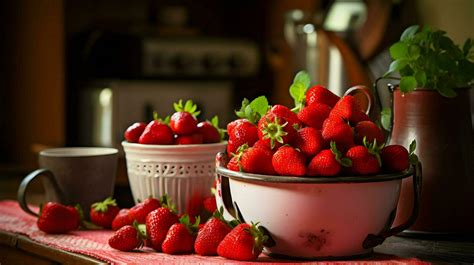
[321,116,355,152]
[226,155,240,171]
[307,142,352,176]
[251,139,274,152]
[124,122,146,143]
[146,196,179,251]
[90,197,120,229]
[305,85,340,107]
[217,223,267,261]
[186,192,203,220]
[162,215,200,254]
[226,119,259,156]
[345,140,382,175]
[112,208,132,231]
[257,112,297,150]
[195,208,236,256]
[197,116,222,143]
[108,222,146,251]
[203,195,217,214]
[128,197,161,224]
[37,202,81,234]
[381,145,409,172]
[329,95,363,124]
[355,111,370,123]
[297,103,332,129]
[354,121,385,145]
[170,99,200,135]
[267,105,302,129]
[272,146,306,176]
[293,127,325,158]
[138,113,174,145]
[174,133,203,145]
[239,146,275,175]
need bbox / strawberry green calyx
[261,117,288,149]
[132,220,147,248]
[289,71,311,113]
[173,99,201,118]
[363,137,384,167]
[214,206,240,228]
[235,96,269,124]
[244,222,268,256]
[210,115,227,141]
[179,214,200,236]
[153,111,170,125]
[160,194,177,214]
[330,141,352,167]
[92,197,117,213]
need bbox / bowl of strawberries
[215,71,422,259]
[122,100,226,215]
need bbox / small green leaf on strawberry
[330,141,352,167]
[235,97,269,124]
[289,70,311,113]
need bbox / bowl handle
[215,152,239,221]
[344,85,374,115]
[363,163,422,249]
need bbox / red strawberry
[355,111,370,123]
[162,215,199,254]
[90,197,120,229]
[293,127,325,157]
[329,95,363,124]
[297,103,332,129]
[197,120,221,143]
[257,112,297,150]
[251,139,274,152]
[227,155,240,171]
[240,146,275,175]
[112,208,132,231]
[170,99,200,135]
[128,197,161,224]
[108,222,146,251]
[306,85,340,107]
[138,115,174,145]
[186,193,203,219]
[307,142,352,176]
[217,223,267,261]
[37,202,80,234]
[355,121,385,145]
[346,144,381,175]
[146,197,179,251]
[174,133,204,145]
[272,146,306,176]
[321,116,355,152]
[124,122,146,143]
[226,119,259,156]
[195,209,235,256]
[268,105,302,128]
[203,195,217,214]
[381,145,409,172]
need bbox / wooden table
[1,230,473,264]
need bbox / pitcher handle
[363,162,422,249]
[344,85,374,115]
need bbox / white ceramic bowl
[122,141,226,213]
[215,152,421,260]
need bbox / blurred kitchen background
[0,0,472,206]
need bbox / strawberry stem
[261,117,288,149]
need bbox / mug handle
[344,85,374,115]
[363,163,422,249]
[17,169,63,217]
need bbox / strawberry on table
[272,146,306,176]
[195,208,237,256]
[307,141,352,177]
[354,121,385,145]
[138,112,174,145]
[305,85,340,107]
[217,223,267,261]
[293,127,326,157]
[37,202,81,234]
[112,208,132,231]
[128,197,161,224]
[90,197,120,229]
[124,122,147,143]
[146,196,179,251]
[162,215,200,254]
[297,103,332,129]
[202,195,217,214]
[108,221,146,252]
[170,99,200,135]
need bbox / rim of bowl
[216,166,413,184]
[40,147,118,157]
[122,141,227,150]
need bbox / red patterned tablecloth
[0,200,429,264]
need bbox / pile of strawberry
[226,71,417,177]
[124,99,224,145]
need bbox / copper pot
[388,87,474,234]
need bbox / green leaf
[381,107,392,131]
[414,71,427,87]
[400,25,419,41]
[408,45,420,59]
[384,59,408,76]
[409,140,416,154]
[462,38,473,56]
[249,96,269,118]
[293,71,311,88]
[211,115,219,127]
[438,86,457,98]
[399,76,417,93]
[389,42,408,59]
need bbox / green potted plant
[381,25,474,235]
